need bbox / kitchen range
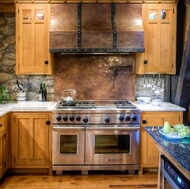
[52,96,140,175]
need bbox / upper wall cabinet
[136,4,176,74]
[0,1,15,13]
[16,4,53,75]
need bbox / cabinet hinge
[4,162,7,168]
[14,157,16,163]
[173,8,175,14]
[18,9,19,14]
[14,117,16,123]
[4,133,6,139]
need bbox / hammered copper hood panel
[49,3,144,54]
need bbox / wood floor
[0,171,171,189]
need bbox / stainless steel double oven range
[52,100,140,175]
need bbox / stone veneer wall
[0,13,164,102]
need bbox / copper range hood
[49,3,144,54]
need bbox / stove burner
[57,101,96,109]
[114,101,136,109]
[76,101,96,108]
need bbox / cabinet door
[136,4,176,74]
[0,1,15,13]
[0,116,8,179]
[16,4,53,74]
[0,131,5,179]
[145,4,176,74]
[140,112,183,171]
[11,113,51,168]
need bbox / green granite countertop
[145,127,190,175]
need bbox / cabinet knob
[46,120,51,125]
[0,124,2,127]
[142,120,147,124]
[144,60,148,64]
[44,60,48,64]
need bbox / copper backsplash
[54,55,135,101]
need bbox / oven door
[85,126,140,165]
[53,126,85,165]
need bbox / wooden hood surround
[49,3,144,54]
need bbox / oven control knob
[119,115,124,121]
[83,116,88,123]
[125,114,131,121]
[104,116,110,123]
[70,115,75,121]
[131,114,137,121]
[63,115,68,121]
[56,115,61,121]
[76,115,81,121]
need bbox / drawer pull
[0,124,2,127]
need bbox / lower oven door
[53,126,84,165]
[85,126,140,165]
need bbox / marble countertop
[0,101,57,116]
[132,101,186,111]
[0,101,186,117]
[145,127,190,175]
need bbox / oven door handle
[53,126,84,130]
[86,127,140,131]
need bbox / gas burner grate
[76,101,96,108]
[57,101,96,109]
[114,101,136,109]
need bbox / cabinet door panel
[136,4,176,74]
[0,131,5,177]
[12,113,51,167]
[33,117,49,160]
[15,118,31,162]
[140,112,183,172]
[0,115,8,179]
[16,4,53,75]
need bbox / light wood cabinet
[16,4,53,75]
[0,1,15,13]
[11,112,52,174]
[140,111,183,174]
[0,115,8,179]
[16,0,50,3]
[136,4,176,74]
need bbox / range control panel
[53,112,140,124]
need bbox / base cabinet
[140,111,183,174]
[11,112,52,174]
[0,115,8,179]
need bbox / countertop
[132,101,186,111]
[0,101,57,116]
[0,101,186,117]
[145,127,190,178]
